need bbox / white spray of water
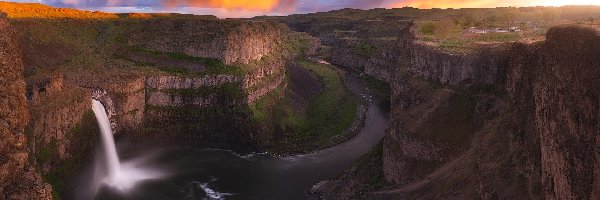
[92,100,121,183]
[91,99,162,192]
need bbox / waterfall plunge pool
[78,71,388,200]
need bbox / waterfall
[90,99,162,193]
[91,99,122,184]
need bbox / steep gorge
[0,14,52,199]
[507,26,600,199]
[0,6,301,196]
[319,24,600,200]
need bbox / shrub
[421,22,436,35]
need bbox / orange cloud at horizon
[163,0,281,11]
[391,0,500,9]
[389,0,600,9]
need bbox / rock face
[406,45,507,86]
[383,25,600,200]
[330,38,399,82]
[321,24,600,200]
[145,75,239,90]
[508,26,600,200]
[128,20,281,65]
[329,25,509,86]
[382,24,514,188]
[28,74,91,163]
[145,75,240,107]
[0,15,52,199]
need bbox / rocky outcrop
[0,15,52,199]
[382,25,513,187]
[381,25,600,200]
[28,74,90,165]
[324,24,599,200]
[330,25,510,87]
[145,75,240,107]
[247,72,287,103]
[508,26,600,200]
[102,77,146,134]
[405,44,509,87]
[128,20,281,65]
[146,75,238,90]
[330,38,398,82]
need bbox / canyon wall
[322,24,600,200]
[3,14,290,196]
[145,75,239,106]
[383,25,600,200]
[330,38,399,82]
[128,20,281,65]
[329,25,509,86]
[507,26,600,200]
[0,15,52,199]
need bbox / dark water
[84,66,389,200]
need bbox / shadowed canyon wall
[507,26,600,200]
[317,23,600,200]
[0,15,52,199]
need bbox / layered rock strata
[128,20,281,65]
[0,14,52,200]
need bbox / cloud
[388,0,516,8]
[161,0,282,10]
[296,0,387,13]
[45,0,297,11]
[387,0,600,9]
[17,0,600,18]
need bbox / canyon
[1,2,600,200]
[0,14,52,199]
[286,10,600,200]
[1,3,314,198]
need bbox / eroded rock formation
[508,26,600,200]
[321,24,600,200]
[128,20,281,65]
[0,14,52,200]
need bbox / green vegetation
[350,143,389,194]
[127,46,244,76]
[301,60,357,137]
[353,43,378,58]
[433,32,519,52]
[159,82,246,102]
[362,75,391,111]
[0,1,118,19]
[250,60,358,153]
[420,22,436,35]
[35,139,57,166]
[41,110,99,200]
[284,31,316,57]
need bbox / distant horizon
[4,0,600,18]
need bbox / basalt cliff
[0,14,52,200]
[0,2,315,197]
[2,3,600,200]
[315,23,600,200]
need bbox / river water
[83,63,389,200]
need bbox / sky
[8,0,600,18]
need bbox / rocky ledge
[0,15,52,200]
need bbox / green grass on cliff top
[126,46,245,77]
